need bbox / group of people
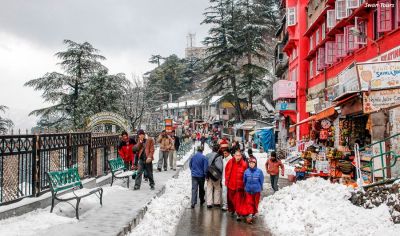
[118,129,156,190]
[156,130,180,172]
[189,136,285,224]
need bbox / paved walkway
[176,176,292,236]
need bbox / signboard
[86,112,129,132]
[273,80,297,100]
[306,98,319,113]
[357,61,400,91]
[363,88,400,113]
[337,64,359,98]
[367,45,400,62]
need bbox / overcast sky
[0,0,210,131]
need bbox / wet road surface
[176,177,292,236]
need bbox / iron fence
[0,132,119,206]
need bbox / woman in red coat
[225,150,248,220]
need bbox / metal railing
[0,132,119,205]
[356,133,400,185]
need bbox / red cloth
[225,158,248,190]
[227,189,247,215]
[118,138,136,164]
[241,192,261,216]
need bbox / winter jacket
[133,138,155,164]
[205,152,223,173]
[266,159,285,176]
[118,137,136,163]
[173,136,180,151]
[157,135,172,151]
[244,167,264,194]
[225,158,248,190]
[189,152,208,178]
[222,154,233,185]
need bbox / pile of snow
[130,170,192,236]
[259,178,400,236]
[131,143,211,236]
[0,185,129,236]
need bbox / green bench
[47,168,103,219]
[108,157,137,188]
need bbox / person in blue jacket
[189,146,209,208]
[243,157,264,224]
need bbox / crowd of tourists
[189,134,285,224]
[117,128,285,224]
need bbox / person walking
[243,157,264,224]
[169,130,180,171]
[265,151,285,192]
[221,149,232,211]
[133,130,155,190]
[225,150,248,221]
[157,130,172,171]
[118,131,136,171]
[189,146,208,208]
[205,145,223,208]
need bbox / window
[287,7,297,26]
[327,10,336,28]
[346,0,359,10]
[355,17,367,44]
[336,34,346,59]
[310,35,314,51]
[316,29,320,45]
[322,22,326,40]
[377,0,393,32]
[325,41,335,64]
[310,59,314,78]
[317,47,325,71]
[336,0,348,20]
[344,25,357,52]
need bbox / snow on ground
[0,185,129,236]
[259,177,400,236]
[130,144,211,236]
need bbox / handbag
[207,155,222,181]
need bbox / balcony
[273,80,297,101]
[275,101,297,111]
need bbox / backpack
[207,155,222,181]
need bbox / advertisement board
[357,61,400,91]
[273,80,297,100]
[363,88,400,113]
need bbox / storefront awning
[315,106,336,120]
[334,93,359,105]
[290,115,315,127]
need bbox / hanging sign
[363,88,400,113]
[356,61,400,91]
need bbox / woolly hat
[249,157,257,164]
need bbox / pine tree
[202,0,244,121]
[25,40,106,130]
[0,105,13,134]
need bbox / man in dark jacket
[133,129,155,190]
[189,146,208,208]
[118,131,136,169]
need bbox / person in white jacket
[221,148,233,211]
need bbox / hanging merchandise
[319,129,328,140]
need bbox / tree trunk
[230,77,243,121]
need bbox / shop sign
[306,98,319,113]
[363,88,400,113]
[337,64,359,98]
[326,84,340,101]
[367,45,400,62]
[273,80,296,100]
[357,61,400,91]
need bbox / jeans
[191,177,205,205]
[270,175,279,192]
[135,159,154,188]
[168,150,177,170]
[222,184,228,209]
[157,150,169,170]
